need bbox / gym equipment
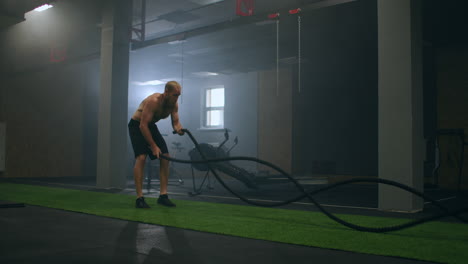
[188,129,257,196]
[164,128,468,233]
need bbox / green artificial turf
[1,182,467,264]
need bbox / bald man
[128,81,184,208]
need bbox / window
[203,87,225,128]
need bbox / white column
[378,0,425,212]
[0,122,5,172]
[97,0,132,189]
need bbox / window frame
[202,86,225,129]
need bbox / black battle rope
[161,129,468,233]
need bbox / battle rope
[162,129,468,233]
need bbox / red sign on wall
[236,0,254,16]
[50,45,67,63]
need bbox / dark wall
[421,0,468,189]
[435,45,468,189]
[0,0,102,178]
[292,0,378,176]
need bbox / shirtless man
[128,81,184,208]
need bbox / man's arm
[171,102,184,135]
[139,97,161,158]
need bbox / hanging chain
[180,40,184,104]
[298,15,301,93]
[276,18,280,96]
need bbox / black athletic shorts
[128,119,169,160]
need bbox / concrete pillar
[378,0,425,212]
[97,0,132,189]
[0,122,5,172]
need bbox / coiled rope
[161,129,468,232]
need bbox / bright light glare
[133,80,165,86]
[34,4,53,12]
[193,72,219,77]
[168,40,187,45]
[206,88,224,107]
[207,110,223,126]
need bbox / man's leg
[134,154,150,208]
[159,153,170,195]
[158,153,176,207]
[134,154,147,198]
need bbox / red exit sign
[50,44,67,63]
[236,0,254,16]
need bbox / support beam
[131,0,356,50]
[378,0,424,212]
[97,0,132,189]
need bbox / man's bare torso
[131,93,175,123]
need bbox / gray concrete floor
[1,174,467,264]
[1,202,436,264]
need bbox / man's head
[164,81,181,105]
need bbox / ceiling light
[133,80,165,86]
[160,78,179,82]
[192,72,219,77]
[190,0,224,5]
[34,4,53,12]
[168,40,187,45]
